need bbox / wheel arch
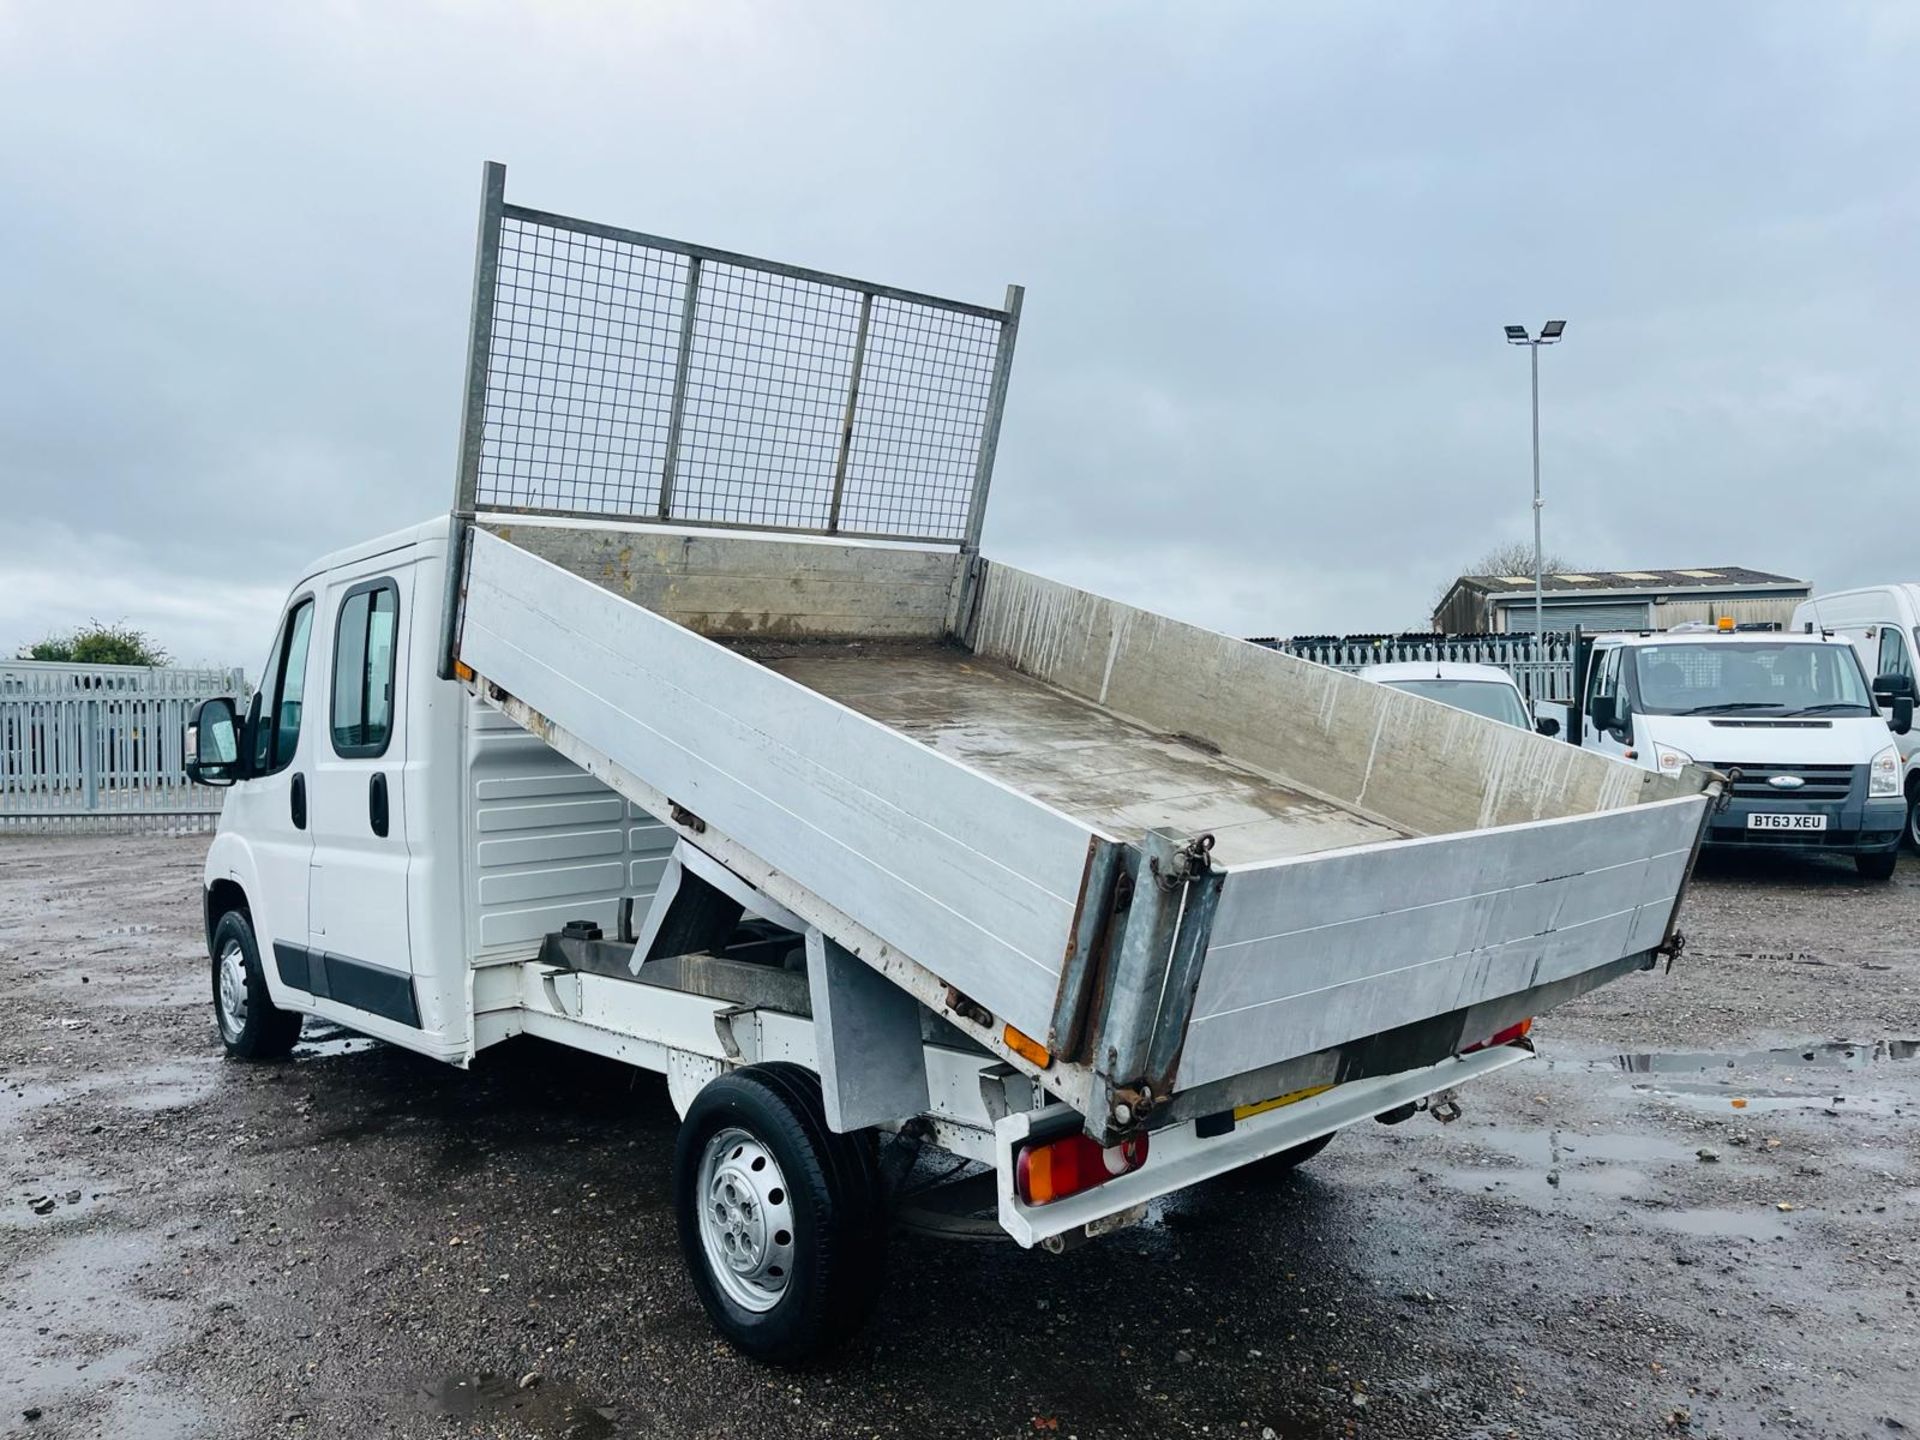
[204,877,251,958]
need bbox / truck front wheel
[672,1063,885,1363]
[1908,786,1920,853]
[210,909,302,1060]
[1855,849,1899,882]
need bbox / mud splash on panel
[292,1019,379,1060]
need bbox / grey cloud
[1,1,1914,662]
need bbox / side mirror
[1535,715,1562,738]
[1873,674,1916,737]
[1588,695,1617,735]
[186,697,243,786]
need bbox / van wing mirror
[1587,695,1617,734]
[1873,674,1916,736]
[186,697,243,786]
[1534,715,1561,738]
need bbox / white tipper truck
[183,164,1719,1361]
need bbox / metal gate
[453,162,1023,549]
[1251,632,1578,704]
[0,662,246,834]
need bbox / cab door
[224,594,319,995]
[1874,622,1920,786]
[304,557,420,1032]
[1584,646,1633,761]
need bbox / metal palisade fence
[1250,633,1578,705]
[452,162,1022,548]
[0,661,246,834]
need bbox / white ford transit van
[1569,627,1913,879]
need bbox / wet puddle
[1546,1039,1920,1075]
[1540,1039,1917,1118]
[1644,1205,1793,1242]
[1615,1040,1919,1073]
[1623,1086,1904,1117]
[418,1372,617,1437]
[1426,1128,1698,1205]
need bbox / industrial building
[1431,566,1811,635]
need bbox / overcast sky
[2,2,1914,670]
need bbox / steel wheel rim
[695,1125,796,1313]
[216,940,249,1041]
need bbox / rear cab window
[331,579,400,757]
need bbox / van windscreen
[1632,643,1872,717]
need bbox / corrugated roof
[1450,566,1805,597]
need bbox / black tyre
[1247,1129,1336,1177]
[1907,789,1920,854]
[210,908,301,1060]
[1855,849,1899,882]
[673,1063,885,1364]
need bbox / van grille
[1714,763,1857,802]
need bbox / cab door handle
[290,773,307,830]
[369,772,389,838]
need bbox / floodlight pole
[1530,340,1543,640]
[1505,321,1564,638]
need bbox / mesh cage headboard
[451,163,1022,548]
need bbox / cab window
[1587,647,1618,716]
[250,598,315,775]
[1878,626,1913,680]
[331,580,400,757]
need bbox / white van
[1570,627,1913,879]
[1791,585,1920,849]
[1355,660,1559,735]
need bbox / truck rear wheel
[1247,1129,1336,1177]
[1855,849,1898,882]
[210,909,302,1060]
[673,1063,885,1363]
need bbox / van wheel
[673,1063,885,1363]
[1249,1129,1336,1177]
[1855,849,1899,882]
[211,910,301,1060]
[1907,790,1920,853]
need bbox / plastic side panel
[459,529,1096,1034]
[1176,796,1706,1090]
[466,697,674,955]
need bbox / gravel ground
[1,833,1916,1439]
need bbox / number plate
[1747,813,1827,831]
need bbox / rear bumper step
[992,1042,1534,1248]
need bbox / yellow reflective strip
[1233,1083,1334,1121]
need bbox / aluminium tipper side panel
[458,529,1101,1037]
[966,561,1694,839]
[484,522,966,641]
[1173,793,1708,1090]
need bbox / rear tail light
[1462,1017,1533,1054]
[1015,1131,1149,1206]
